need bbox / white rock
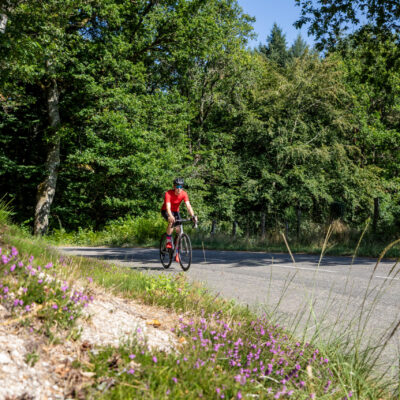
[0,352,11,364]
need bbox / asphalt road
[59,246,400,368]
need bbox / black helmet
[173,177,184,186]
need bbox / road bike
[159,218,197,271]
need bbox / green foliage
[289,34,309,59]
[0,196,13,225]
[295,0,400,50]
[144,274,191,309]
[1,0,400,241]
[258,23,289,67]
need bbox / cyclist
[161,178,197,261]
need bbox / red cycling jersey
[161,190,189,212]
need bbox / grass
[1,219,400,399]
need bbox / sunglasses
[175,185,183,189]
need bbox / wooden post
[210,220,217,235]
[296,207,301,241]
[373,197,380,234]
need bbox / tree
[259,23,288,67]
[289,34,309,58]
[234,53,382,228]
[0,0,255,231]
[295,0,400,49]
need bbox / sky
[236,0,315,49]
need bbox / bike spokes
[159,233,173,269]
[178,233,192,271]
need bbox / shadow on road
[60,246,379,270]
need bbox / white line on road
[375,275,400,281]
[274,265,336,273]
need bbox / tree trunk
[0,13,8,33]
[34,78,61,236]
[260,211,266,238]
[232,220,238,238]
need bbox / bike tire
[159,233,173,269]
[178,233,192,271]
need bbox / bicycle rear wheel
[159,233,173,269]
[178,233,192,271]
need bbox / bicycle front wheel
[178,233,192,271]
[159,233,173,269]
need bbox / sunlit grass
[2,219,398,398]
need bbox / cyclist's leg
[173,212,182,262]
[161,210,174,248]
[174,212,182,236]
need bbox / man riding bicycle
[161,178,197,261]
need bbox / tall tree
[259,23,288,67]
[289,34,309,58]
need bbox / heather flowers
[0,245,93,333]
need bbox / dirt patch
[0,286,186,400]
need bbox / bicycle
[159,218,197,271]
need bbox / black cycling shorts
[161,210,181,224]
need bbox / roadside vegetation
[1,204,399,399]
[48,213,400,259]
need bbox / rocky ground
[0,287,183,400]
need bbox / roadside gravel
[0,286,182,400]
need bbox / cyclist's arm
[185,201,196,219]
[166,202,175,222]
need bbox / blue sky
[236,0,315,49]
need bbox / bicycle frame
[171,219,196,254]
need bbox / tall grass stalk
[0,195,13,225]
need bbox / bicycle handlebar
[173,218,198,229]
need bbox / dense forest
[0,0,399,240]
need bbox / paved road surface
[60,246,400,368]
